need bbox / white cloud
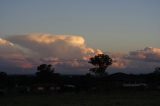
[1,33,159,74]
[0,38,14,46]
[1,33,103,74]
[111,53,129,69]
[108,47,160,74]
[126,47,160,62]
[6,33,102,59]
[0,38,33,74]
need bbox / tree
[0,72,7,79]
[0,72,8,88]
[36,64,55,83]
[154,67,160,74]
[89,54,112,76]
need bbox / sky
[0,0,160,74]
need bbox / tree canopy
[154,67,160,74]
[36,64,55,83]
[89,54,112,75]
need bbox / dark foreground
[0,90,160,106]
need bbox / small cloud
[110,53,129,69]
[126,47,160,63]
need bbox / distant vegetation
[0,54,160,96]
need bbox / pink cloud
[126,47,160,63]
[1,33,103,73]
[0,33,159,74]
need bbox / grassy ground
[0,90,160,106]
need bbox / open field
[0,90,160,106]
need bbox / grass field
[0,90,160,106]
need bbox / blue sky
[0,0,160,53]
[0,0,160,74]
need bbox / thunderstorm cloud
[0,33,159,74]
[0,33,102,74]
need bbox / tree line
[0,54,160,95]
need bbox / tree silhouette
[154,67,160,74]
[89,54,112,75]
[36,64,55,83]
[0,72,8,88]
[0,72,7,79]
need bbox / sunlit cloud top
[0,33,159,74]
[0,33,104,74]
[126,47,160,62]
[0,38,14,46]
[26,33,85,46]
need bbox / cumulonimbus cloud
[6,33,102,59]
[0,33,160,74]
[0,33,103,74]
